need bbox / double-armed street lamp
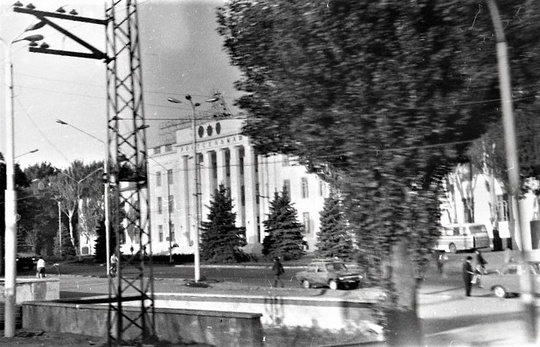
[167,95,218,282]
[55,119,114,273]
[1,20,44,338]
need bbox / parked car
[16,252,38,271]
[482,262,540,298]
[295,258,362,290]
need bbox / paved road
[12,250,540,346]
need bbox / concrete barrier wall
[148,293,378,333]
[22,299,264,347]
[0,278,59,304]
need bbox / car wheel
[302,280,311,289]
[449,243,457,253]
[329,280,338,290]
[493,285,507,298]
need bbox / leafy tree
[48,160,103,259]
[315,195,354,261]
[262,190,305,260]
[200,184,247,263]
[217,0,540,343]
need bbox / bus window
[470,225,488,234]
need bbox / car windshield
[326,263,347,271]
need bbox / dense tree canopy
[218,0,540,341]
[217,0,540,266]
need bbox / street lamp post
[1,28,43,338]
[168,96,201,281]
[167,95,218,282]
[56,119,112,274]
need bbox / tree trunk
[386,238,423,346]
[67,212,80,258]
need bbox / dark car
[295,258,362,290]
[16,251,38,271]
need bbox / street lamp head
[25,21,46,32]
[185,94,192,101]
[16,34,44,44]
[206,97,219,103]
[56,119,68,125]
[167,97,182,104]
[194,102,201,107]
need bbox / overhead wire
[14,96,72,165]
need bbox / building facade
[120,116,329,256]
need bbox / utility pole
[14,2,155,345]
[485,0,537,343]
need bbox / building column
[229,146,244,227]
[201,151,214,221]
[182,155,192,249]
[243,147,259,244]
[216,148,227,188]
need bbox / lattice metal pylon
[105,1,155,345]
[14,1,155,344]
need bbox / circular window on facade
[198,126,204,138]
[215,122,221,135]
[207,125,213,136]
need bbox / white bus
[435,223,491,253]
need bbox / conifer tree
[94,219,117,263]
[262,190,305,260]
[200,184,247,263]
[315,195,354,261]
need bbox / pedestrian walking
[475,250,487,274]
[462,256,474,296]
[36,256,46,278]
[436,251,448,277]
[272,256,285,288]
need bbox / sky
[0,0,243,169]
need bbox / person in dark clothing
[272,257,285,288]
[475,250,487,274]
[462,256,474,296]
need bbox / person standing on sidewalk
[272,256,285,288]
[36,256,46,278]
[462,256,474,296]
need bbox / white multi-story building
[133,114,329,256]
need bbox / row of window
[155,169,174,187]
[283,178,327,199]
[157,224,176,243]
